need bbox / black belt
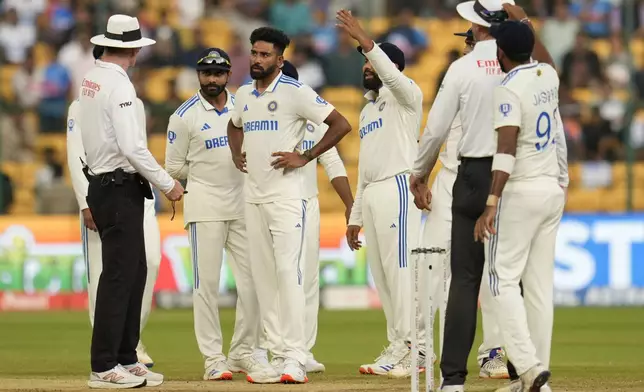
[83,167,140,185]
[459,156,493,163]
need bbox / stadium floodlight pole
[624,0,636,211]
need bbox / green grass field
[0,308,643,391]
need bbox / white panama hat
[456,0,515,28]
[90,14,155,49]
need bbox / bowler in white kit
[227,27,351,384]
[335,9,424,375]
[164,48,277,383]
[66,45,160,369]
[473,21,565,392]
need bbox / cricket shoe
[123,362,164,387]
[203,361,233,381]
[280,358,308,384]
[387,349,426,379]
[270,356,286,373]
[88,365,146,389]
[359,340,409,375]
[229,354,281,384]
[495,380,552,392]
[441,386,464,392]
[520,364,551,392]
[479,348,510,379]
[306,356,326,373]
[136,341,154,368]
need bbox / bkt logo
[205,136,228,149]
[554,214,644,292]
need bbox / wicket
[411,247,446,392]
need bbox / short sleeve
[493,86,522,130]
[292,85,335,126]
[231,90,244,128]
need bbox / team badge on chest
[268,100,278,112]
[306,123,315,133]
[378,101,386,112]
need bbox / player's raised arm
[227,99,246,173]
[412,63,461,179]
[66,101,89,211]
[318,145,353,223]
[501,3,555,69]
[164,114,190,180]
[336,9,420,108]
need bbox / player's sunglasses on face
[197,52,231,67]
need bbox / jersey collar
[95,60,129,79]
[251,71,282,97]
[197,89,232,116]
[364,86,390,103]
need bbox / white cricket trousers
[188,219,259,368]
[246,200,307,365]
[420,168,504,358]
[484,179,564,375]
[363,173,420,343]
[84,199,160,333]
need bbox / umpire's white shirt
[413,39,504,177]
[300,122,347,199]
[78,60,174,193]
[494,62,560,181]
[231,72,335,203]
[67,97,151,210]
[165,90,243,225]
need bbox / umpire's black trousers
[86,170,151,372]
[441,157,492,386]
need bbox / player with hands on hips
[164,48,274,383]
[473,21,564,392]
[337,9,425,376]
[227,27,352,384]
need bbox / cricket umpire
[410,1,555,390]
[79,15,184,389]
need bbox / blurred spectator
[175,0,205,28]
[561,32,603,88]
[35,147,64,192]
[41,0,76,49]
[37,50,72,133]
[540,2,580,69]
[269,0,313,37]
[0,171,15,214]
[58,28,95,98]
[147,10,181,67]
[290,43,326,91]
[310,8,338,56]
[582,106,620,161]
[322,30,364,88]
[149,79,183,134]
[435,49,460,96]
[569,0,612,38]
[603,34,630,89]
[216,0,267,53]
[109,0,139,15]
[596,84,626,135]
[228,33,251,88]
[2,0,46,27]
[180,27,208,68]
[377,8,429,65]
[0,8,37,64]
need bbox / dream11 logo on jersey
[554,214,644,305]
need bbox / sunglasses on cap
[197,51,231,67]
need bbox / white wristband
[492,153,516,175]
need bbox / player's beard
[363,71,382,91]
[497,50,509,74]
[250,63,277,80]
[200,82,226,98]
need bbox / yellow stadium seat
[601,187,627,212]
[148,135,167,163]
[571,89,594,105]
[591,39,610,60]
[632,39,644,68]
[634,163,644,184]
[565,188,603,212]
[33,42,53,67]
[632,187,644,211]
[11,188,35,214]
[362,17,390,36]
[321,87,364,107]
[612,162,626,188]
[337,134,360,164]
[0,65,18,100]
[36,135,66,157]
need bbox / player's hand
[346,225,362,250]
[502,3,529,22]
[474,206,497,242]
[271,151,308,170]
[410,174,431,210]
[165,180,185,202]
[336,9,370,45]
[81,208,97,232]
[232,152,247,173]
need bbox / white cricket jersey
[299,122,348,199]
[413,39,504,177]
[438,115,462,173]
[493,62,560,181]
[165,90,244,224]
[231,72,335,203]
[78,60,174,193]
[67,98,154,210]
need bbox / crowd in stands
[0,0,643,214]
